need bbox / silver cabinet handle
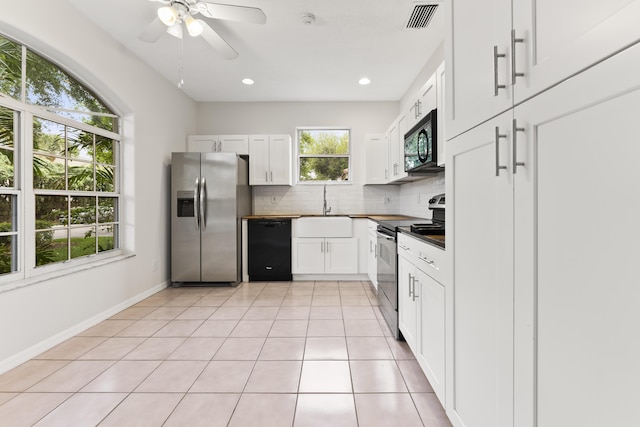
[495,127,508,176]
[270,171,273,182]
[374,244,377,258]
[194,177,200,230]
[408,273,413,297]
[412,277,418,302]
[418,255,434,265]
[511,30,525,84]
[265,171,268,182]
[493,46,507,96]
[512,119,526,173]
[200,177,207,230]
[326,242,330,253]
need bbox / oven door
[376,228,399,338]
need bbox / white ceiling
[66,0,444,103]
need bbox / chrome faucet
[323,184,332,216]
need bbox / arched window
[0,33,121,280]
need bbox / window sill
[0,251,136,295]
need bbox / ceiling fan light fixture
[166,22,184,39]
[158,6,179,26]
[185,15,204,37]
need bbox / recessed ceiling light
[359,77,371,85]
[242,78,255,85]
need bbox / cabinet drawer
[398,232,445,283]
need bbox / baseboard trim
[0,281,168,375]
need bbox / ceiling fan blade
[138,17,167,42]
[196,2,266,24]
[199,20,239,59]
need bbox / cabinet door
[416,269,446,404]
[367,234,377,287]
[292,238,324,274]
[388,120,400,180]
[513,0,640,104]
[219,135,249,155]
[418,74,437,120]
[325,238,357,274]
[395,115,408,180]
[249,135,270,185]
[444,0,512,139]
[447,112,514,427]
[435,62,446,167]
[268,135,292,185]
[513,42,640,427]
[364,134,388,185]
[397,256,418,352]
[187,135,218,152]
[407,73,436,130]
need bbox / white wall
[197,50,447,219]
[0,0,197,371]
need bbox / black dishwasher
[248,219,292,281]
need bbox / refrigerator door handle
[194,177,200,230]
[200,176,207,230]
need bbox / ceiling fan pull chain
[177,36,185,89]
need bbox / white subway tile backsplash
[252,173,444,218]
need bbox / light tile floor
[0,281,452,427]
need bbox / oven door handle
[376,231,395,241]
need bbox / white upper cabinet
[445,0,512,139]
[364,134,388,185]
[187,135,248,154]
[248,134,292,186]
[387,115,408,181]
[218,135,249,155]
[408,73,437,129]
[445,0,640,138]
[512,0,640,104]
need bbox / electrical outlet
[151,260,157,271]
[271,195,277,204]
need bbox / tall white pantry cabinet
[444,1,640,427]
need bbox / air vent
[405,3,439,29]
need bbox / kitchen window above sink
[297,128,350,183]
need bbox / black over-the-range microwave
[404,108,441,174]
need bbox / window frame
[0,34,123,286]
[296,127,351,185]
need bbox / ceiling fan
[139,0,266,59]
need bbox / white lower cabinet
[447,42,640,427]
[397,233,446,404]
[292,238,358,274]
[367,220,378,287]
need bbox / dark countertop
[398,226,446,249]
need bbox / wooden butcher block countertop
[242,214,419,221]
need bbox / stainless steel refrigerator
[171,152,251,285]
